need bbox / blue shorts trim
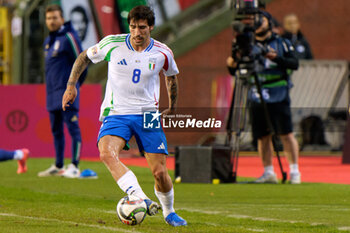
[97,115,168,155]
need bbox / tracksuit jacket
[44,21,87,111]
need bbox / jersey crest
[149,58,156,71]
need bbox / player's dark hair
[70,5,88,24]
[127,5,155,27]
[46,5,64,18]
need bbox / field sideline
[0,158,350,233]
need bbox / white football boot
[38,165,65,177]
[62,163,80,178]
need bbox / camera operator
[227,11,301,184]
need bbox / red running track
[113,156,350,185]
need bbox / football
[116,195,147,225]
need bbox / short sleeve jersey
[87,34,179,121]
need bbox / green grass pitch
[0,158,350,232]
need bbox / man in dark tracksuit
[227,11,301,184]
[38,5,86,178]
[282,13,313,60]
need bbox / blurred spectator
[282,13,313,59]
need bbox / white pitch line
[93,208,265,231]
[226,203,350,210]
[90,208,164,219]
[92,209,117,215]
[87,207,350,232]
[245,228,265,232]
[263,207,301,211]
[177,207,350,231]
[0,213,141,233]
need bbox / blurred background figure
[38,5,86,178]
[282,13,313,59]
[0,148,29,174]
[70,5,88,42]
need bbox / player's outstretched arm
[62,50,91,111]
[162,75,178,116]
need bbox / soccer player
[0,148,29,174]
[62,5,187,226]
[38,5,86,178]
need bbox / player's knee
[99,149,114,163]
[152,167,167,182]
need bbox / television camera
[230,0,269,78]
[226,0,287,183]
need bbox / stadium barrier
[0,84,102,158]
[289,60,349,160]
[290,60,348,121]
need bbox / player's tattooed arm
[165,75,178,112]
[67,50,91,86]
[63,50,91,111]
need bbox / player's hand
[62,85,77,111]
[161,108,175,117]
